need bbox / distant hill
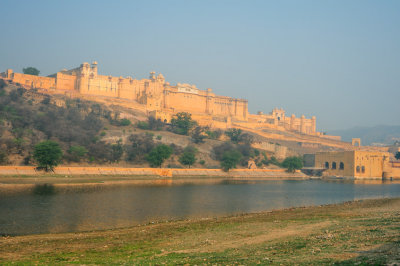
[328,125,400,146]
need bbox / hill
[0,81,285,169]
[328,125,400,146]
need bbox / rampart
[1,62,321,136]
[0,166,305,178]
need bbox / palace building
[1,62,318,134]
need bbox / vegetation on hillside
[0,82,293,170]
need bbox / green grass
[1,198,399,265]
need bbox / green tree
[220,150,242,172]
[33,140,63,171]
[225,128,242,143]
[111,140,124,162]
[146,144,173,167]
[191,126,206,143]
[67,145,88,162]
[23,67,40,76]
[281,156,303,173]
[179,146,197,168]
[170,112,197,135]
[395,151,400,160]
[0,150,8,165]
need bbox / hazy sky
[1,0,399,131]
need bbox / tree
[66,145,88,162]
[146,144,173,167]
[126,133,155,161]
[170,112,197,135]
[225,128,242,143]
[191,126,206,143]
[33,140,63,171]
[0,150,8,165]
[111,140,124,162]
[23,67,40,76]
[179,146,197,168]
[282,156,303,173]
[395,151,400,160]
[220,150,242,172]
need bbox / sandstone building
[1,62,318,134]
[314,150,400,179]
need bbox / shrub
[23,67,40,76]
[66,145,88,162]
[281,156,303,173]
[146,144,173,167]
[170,112,197,135]
[33,141,63,171]
[117,118,131,126]
[220,150,242,172]
[178,146,198,168]
[136,121,149,130]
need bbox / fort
[1,62,318,134]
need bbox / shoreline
[1,197,399,264]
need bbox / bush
[136,121,149,130]
[156,135,162,140]
[0,150,8,165]
[225,128,242,143]
[66,145,88,162]
[170,112,197,135]
[33,141,63,171]
[118,118,131,126]
[126,133,155,162]
[191,126,206,143]
[146,144,173,167]
[281,156,303,173]
[23,67,40,76]
[220,150,242,172]
[199,159,205,165]
[178,146,197,168]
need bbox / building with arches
[314,151,394,179]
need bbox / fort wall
[1,61,320,137]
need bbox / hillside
[0,81,288,169]
[328,125,400,146]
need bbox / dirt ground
[0,197,399,265]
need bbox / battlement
[1,61,320,136]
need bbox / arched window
[356,166,360,173]
[361,166,365,173]
[325,162,329,169]
[332,162,337,169]
[339,162,344,170]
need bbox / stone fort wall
[1,62,317,135]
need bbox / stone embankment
[0,166,305,178]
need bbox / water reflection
[0,179,399,236]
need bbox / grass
[0,198,399,265]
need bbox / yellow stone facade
[1,62,317,134]
[315,151,393,179]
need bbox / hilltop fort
[1,62,319,136]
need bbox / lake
[1,179,400,235]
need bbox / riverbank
[1,197,399,264]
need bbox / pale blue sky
[1,0,399,131]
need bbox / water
[1,179,400,235]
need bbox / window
[339,162,344,170]
[362,166,365,173]
[356,166,360,173]
[332,162,337,169]
[325,162,329,169]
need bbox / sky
[1,0,399,131]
